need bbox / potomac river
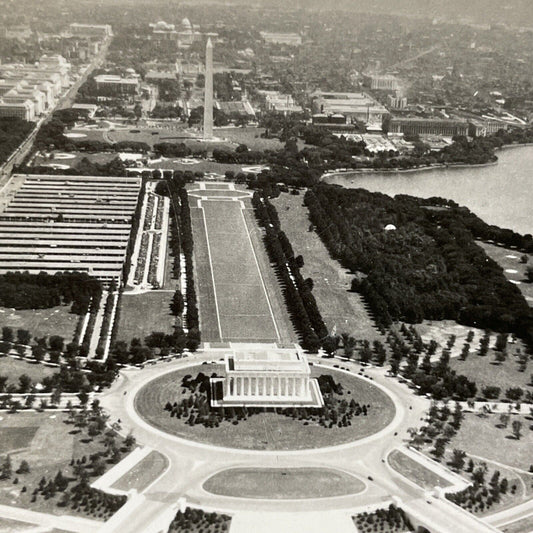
[323,145,533,235]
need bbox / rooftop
[226,348,310,374]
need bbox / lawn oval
[134,364,396,451]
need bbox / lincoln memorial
[210,347,324,408]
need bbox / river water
[323,145,533,235]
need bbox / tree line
[252,191,327,351]
[0,272,102,315]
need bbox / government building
[210,347,324,408]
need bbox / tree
[512,420,522,440]
[450,449,466,471]
[341,333,356,358]
[2,327,13,343]
[124,432,136,450]
[18,374,32,393]
[499,413,510,428]
[0,455,11,480]
[49,336,64,352]
[16,329,31,345]
[16,460,30,474]
[432,438,446,460]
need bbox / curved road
[98,350,502,533]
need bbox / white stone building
[210,347,324,408]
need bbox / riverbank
[322,144,533,235]
[322,141,533,180]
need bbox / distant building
[0,99,35,121]
[468,119,508,137]
[69,23,112,38]
[260,91,302,114]
[260,31,302,46]
[387,94,407,109]
[389,117,469,137]
[311,90,388,127]
[94,74,139,96]
[149,19,217,49]
[0,54,71,120]
[363,74,400,91]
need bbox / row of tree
[252,191,327,351]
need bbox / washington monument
[203,37,213,139]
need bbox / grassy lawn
[272,193,383,342]
[449,349,532,395]
[388,449,452,490]
[0,357,57,388]
[203,467,365,499]
[0,518,36,532]
[0,411,126,518]
[134,364,396,451]
[0,306,79,343]
[242,207,297,344]
[215,126,284,151]
[111,451,168,493]
[190,206,221,342]
[478,242,533,306]
[117,292,175,343]
[503,515,533,533]
[449,413,533,470]
[0,426,40,454]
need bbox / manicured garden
[134,364,395,450]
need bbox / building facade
[210,348,324,408]
[388,118,469,137]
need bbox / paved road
[96,350,508,533]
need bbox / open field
[503,515,533,533]
[190,194,279,342]
[449,413,533,470]
[34,151,116,168]
[0,518,36,532]
[0,306,79,342]
[111,451,168,493]
[134,364,396,450]
[117,292,175,343]
[0,357,57,388]
[450,350,531,395]
[388,449,452,490]
[272,193,383,342]
[478,242,533,306]
[215,126,284,151]
[203,467,365,499]
[0,411,120,517]
[0,426,40,454]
